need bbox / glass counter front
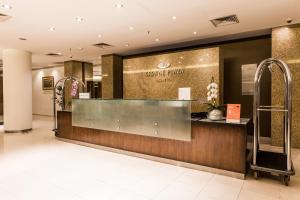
[72,99,192,141]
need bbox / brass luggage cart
[250,58,295,186]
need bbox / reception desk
[72,99,192,141]
[56,99,252,179]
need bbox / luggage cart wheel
[253,171,259,179]
[282,175,290,186]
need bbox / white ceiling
[0,0,299,68]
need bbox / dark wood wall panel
[56,111,249,174]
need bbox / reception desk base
[56,111,252,179]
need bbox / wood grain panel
[56,111,249,174]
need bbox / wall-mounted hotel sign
[144,62,184,83]
[123,47,221,112]
[157,61,171,69]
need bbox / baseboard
[33,114,53,117]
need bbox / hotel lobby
[0,0,300,200]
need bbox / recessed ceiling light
[129,26,134,30]
[98,34,102,38]
[18,37,27,41]
[77,47,83,50]
[125,43,130,47]
[172,16,177,20]
[76,17,83,22]
[49,27,55,31]
[1,4,12,9]
[193,31,197,35]
[115,3,124,8]
[155,38,160,42]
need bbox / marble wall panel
[101,55,114,99]
[272,25,300,148]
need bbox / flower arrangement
[55,85,64,109]
[205,77,224,112]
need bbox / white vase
[207,109,223,121]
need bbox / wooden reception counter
[56,110,252,179]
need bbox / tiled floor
[0,116,299,200]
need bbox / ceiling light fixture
[193,31,197,35]
[76,17,83,22]
[172,16,177,20]
[98,34,102,38]
[155,38,160,42]
[129,26,134,30]
[0,4,12,9]
[125,43,130,47]
[115,3,124,8]
[68,48,73,59]
[49,27,55,31]
[77,47,83,50]
[286,18,293,24]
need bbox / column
[2,49,32,132]
[101,54,123,99]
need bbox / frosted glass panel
[72,99,191,141]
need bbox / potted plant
[205,77,225,120]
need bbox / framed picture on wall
[42,76,54,90]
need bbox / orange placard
[226,104,241,123]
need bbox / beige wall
[123,47,222,112]
[272,25,300,148]
[0,77,3,115]
[32,66,64,116]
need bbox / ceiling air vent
[93,42,113,49]
[210,14,239,27]
[45,53,63,57]
[0,13,11,22]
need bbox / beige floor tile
[237,190,279,200]
[241,177,282,199]
[154,181,203,200]
[195,192,221,200]
[0,187,16,200]
[199,180,242,200]
[0,172,83,200]
[176,169,214,185]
